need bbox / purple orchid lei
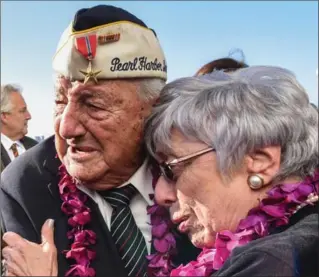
[58,161,318,277]
[146,166,177,276]
[58,164,177,277]
[58,165,97,277]
[171,170,319,276]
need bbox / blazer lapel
[1,143,11,169]
[40,137,62,200]
[44,156,62,200]
[20,136,37,150]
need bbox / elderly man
[0,4,198,277]
[0,84,37,171]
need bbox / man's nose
[25,110,31,120]
[58,103,86,139]
[154,176,177,207]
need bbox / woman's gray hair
[1,84,23,113]
[145,66,318,180]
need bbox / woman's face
[155,130,262,248]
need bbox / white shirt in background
[1,133,26,161]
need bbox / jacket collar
[41,136,61,199]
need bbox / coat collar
[41,136,61,199]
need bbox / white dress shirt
[1,133,26,161]
[77,159,154,253]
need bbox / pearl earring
[248,175,264,190]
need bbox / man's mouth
[67,145,98,161]
[72,146,96,152]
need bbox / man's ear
[245,146,281,185]
[1,112,9,124]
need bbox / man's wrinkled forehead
[55,77,104,96]
[55,76,139,100]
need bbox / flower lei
[146,166,177,276]
[171,170,319,276]
[58,162,319,277]
[58,164,177,277]
[58,165,97,276]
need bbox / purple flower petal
[237,214,266,230]
[261,204,286,217]
[154,238,170,253]
[280,182,300,192]
[164,233,176,246]
[151,216,162,225]
[152,222,168,237]
[147,205,158,214]
[296,183,315,196]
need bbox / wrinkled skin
[155,129,282,248]
[1,77,158,276]
[2,220,57,276]
[54,77,156,190]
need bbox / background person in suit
[1,84,37,171]
[0,5,199,277]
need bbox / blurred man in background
[1,84,37,171]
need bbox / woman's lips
[172,215,190,233]
[177,218,191,233]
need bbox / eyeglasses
[159,147,215,182]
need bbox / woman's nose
[154,176,177,207]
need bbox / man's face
[1,92,31,140]
[54,78,155,190]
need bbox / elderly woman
[144,66,318,276]
[2,66,318,277]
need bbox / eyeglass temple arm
[169,147,215,165]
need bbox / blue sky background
[1,1,318,137]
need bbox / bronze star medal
[80,60,102,84]
[75,35,102,85]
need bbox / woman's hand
[2,219,58,276]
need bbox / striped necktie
[10,143,19,158]
[101,184,148,277]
